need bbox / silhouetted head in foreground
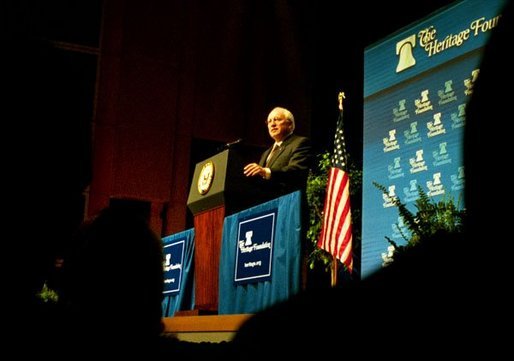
[60,206,164,351]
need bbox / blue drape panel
[218,191,301,314]
[161,228,195,317]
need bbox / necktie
[265,144,280,167]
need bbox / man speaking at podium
[243,106,313,198]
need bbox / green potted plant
[373,182,466,266]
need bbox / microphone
[224,138,243,148]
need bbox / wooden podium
[187,148,265,312]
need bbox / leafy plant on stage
[373,182,465,266]
[305,151,361,273]
[37,281,59,303]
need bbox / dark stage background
[6,0,455,292]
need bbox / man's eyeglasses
[266,117,287,125]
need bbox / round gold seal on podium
[197,161,215,195]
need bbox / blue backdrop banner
[161,228,195,317]
[362,0,506,278]
[218,191,302,314]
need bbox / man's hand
[244,163,266,178]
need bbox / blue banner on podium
[163,239,185,295]
[234,209,277,285]
[219,191,302,314]
[161,228,195,317]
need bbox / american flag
[317,95,353,272]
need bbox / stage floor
[162,314,252,343]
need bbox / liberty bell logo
[396,34,416,73]
[244,230,253,246]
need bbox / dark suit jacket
[258,134,313,196]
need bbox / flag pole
[330,91,346,287]
[331,257,338,287]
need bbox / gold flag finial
[338,91,346,111]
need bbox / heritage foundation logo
[415,89,433,114]
[388,156,405,180]
[438,80,457,105]
[427,112,446,137]
[395,34,417,73]
[404,121,421,145]
[393,99,410,122]
[383,129,400,152]
[382,185,397,208]
[427,172,445,196]
[409,149,428,174]
[403,179,420,203]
